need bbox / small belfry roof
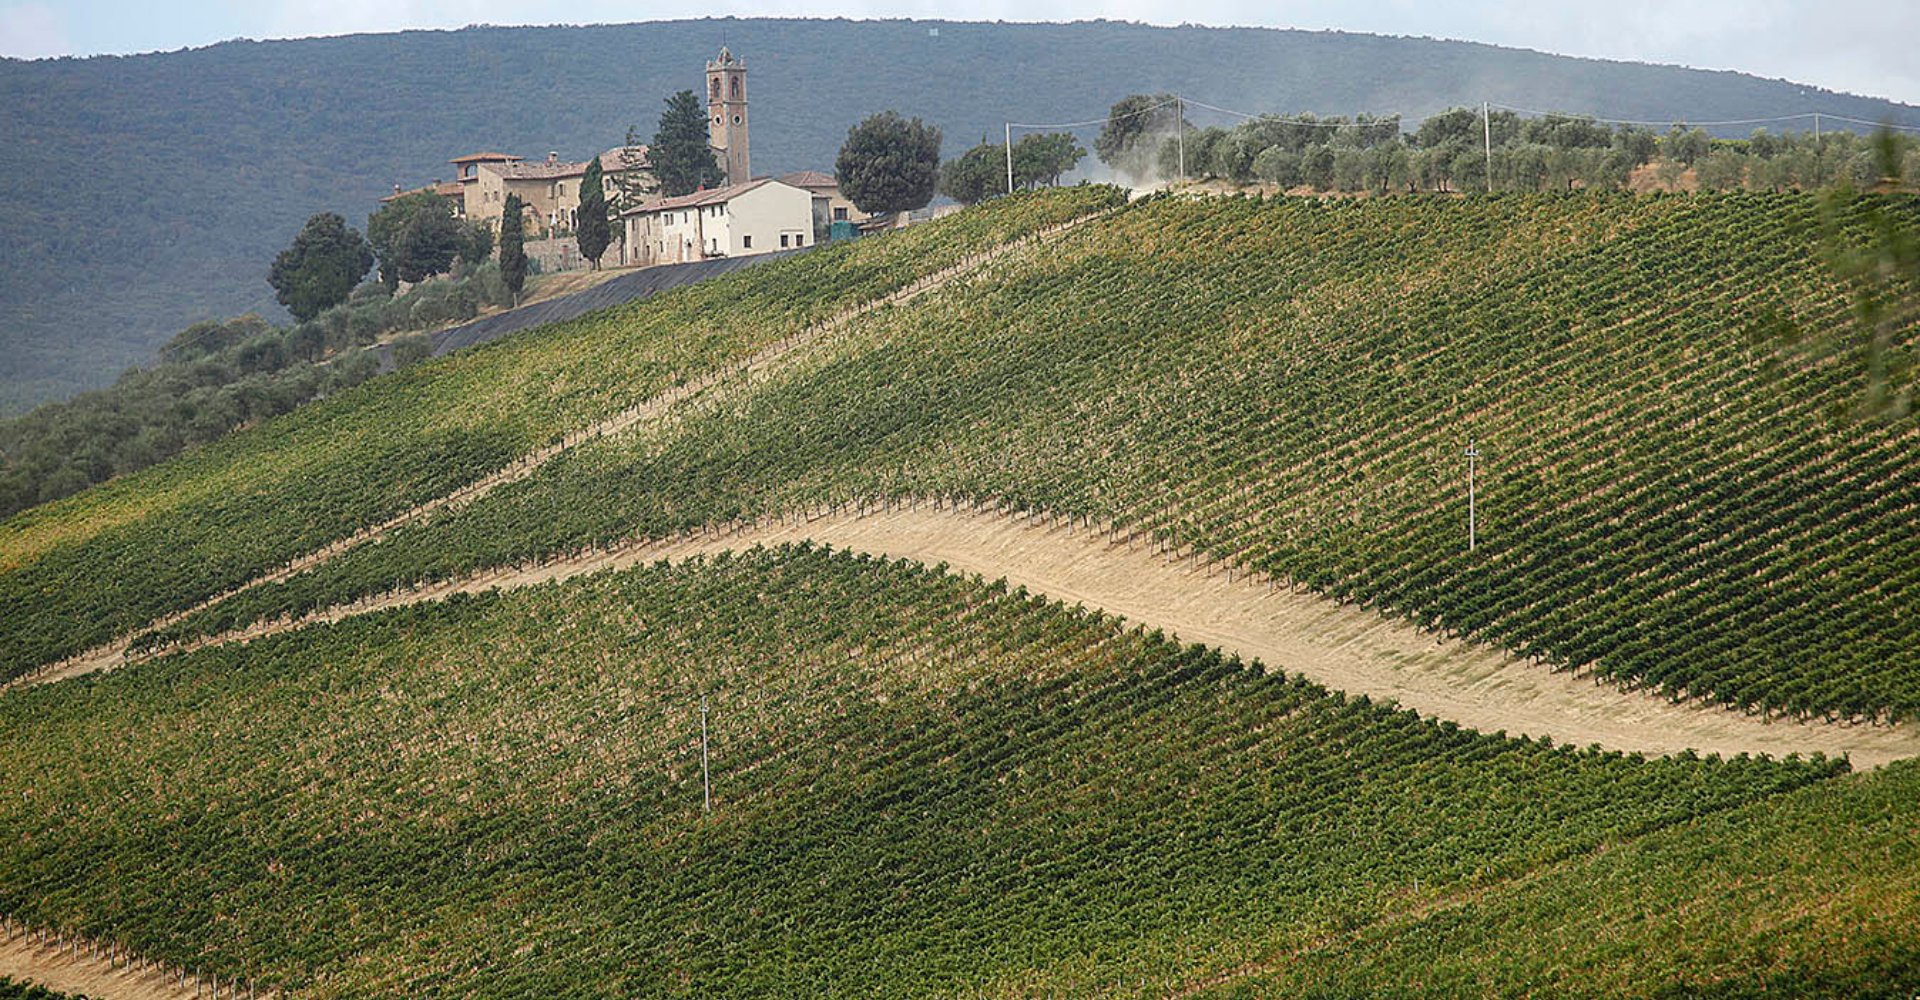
[778,170,838,190]
[597,146,650,173]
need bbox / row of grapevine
[0,547,1846,997]
[0,979,89,1000]
[0,186,1127,678]
[160,190,1920,720]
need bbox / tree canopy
[499,194,529,304]
[367,193,461,291]
[1013,132,1087,188]
[837,111,943,216]
[651,90,724,197]
[613,126,655,213]
[1095,94,1181,179]
[577,157,612,268]
[939,140,1005,205]
[266,213,373,322]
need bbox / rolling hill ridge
[1,186,1918,996]
[5,16,1920,413]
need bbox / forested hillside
[4,16,1920,413]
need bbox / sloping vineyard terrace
[0,186,1124,678]
[160,190,1920,722]
[0,549,1847,997]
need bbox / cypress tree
[576,157,612,269]
[651,90,724,197]
[499,194,528,305]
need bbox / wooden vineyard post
[1464,440,1481,552]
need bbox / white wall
[725,182,814,256]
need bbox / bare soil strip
[10,214,1104,692]
[0,934,200,1000]
[70,502,1920,769]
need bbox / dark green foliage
[938,140,1005,205]
[612,125,654,212]
[456,220,494,270]
[1095,93,1180,179]
[0,978,92,1000]
[650,90,723,197]
[575,157,612,268]
[837,111,942,216]
[1766,133,1920,420]
[0,548,1849,995]
[366,192,459,291]
[499,193,529,303]
[265,213,373,322]
[1011,131,1086,188]
[1664,125,1712,166]
[159,314,274,362]
[0,263,516,520]
[391,333,433,369]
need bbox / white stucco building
[618,178,815,267]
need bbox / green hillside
[0,186,1119,673]
[134,190,1920,723]
[3,186,1919,996]
[5,17,1920,414]
[0,547,1872,997]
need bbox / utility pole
[1176,96,1186,183]
[700,696,711,814]
[1005,122,1015,195]
[1464,440,1481,551]
[1812,112,1821,142]
[1482,101,1494,193]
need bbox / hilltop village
[385,48,871,272]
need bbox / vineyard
[0,185,1123,677]
[6,184,1920,997]
[0,980,88,1000]
[0,548,1866,997]
[152,190,1920,722]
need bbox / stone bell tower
[706,47,749,185]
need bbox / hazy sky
[4,1,1916,106]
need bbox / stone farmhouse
[386,48,870,271]
[465,149,647,238]
[618,177,816,266]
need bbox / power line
[1006,97,1181,131]
[1007,94,1920,140]
[1488,102,1920,134]
[1180,97,1425,129]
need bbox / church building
[707,47,750,184]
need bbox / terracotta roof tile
[778,170,838,189]
[625,178,776,215]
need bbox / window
[780,234,789,248]
[732,115,742,126]
[711,78,721,100]
[730,77,741,100]
[743,235,752,248]
[833,207,848,221]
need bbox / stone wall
[524,236,589,274]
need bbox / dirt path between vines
[93,503,1920,769]
[11,213,1106,693]
[0,935,197,1000]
